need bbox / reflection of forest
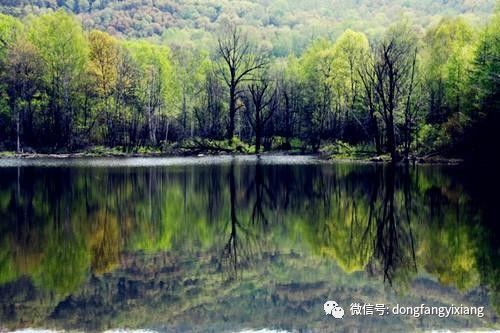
[0,161,498,330]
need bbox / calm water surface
[0,156,498,332]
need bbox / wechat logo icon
[324,300,345,319]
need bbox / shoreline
[0,151,464,165]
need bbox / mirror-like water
[0,156,498,332]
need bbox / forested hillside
[0,0,496,54]
[0,1,499,162]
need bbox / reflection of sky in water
[0,155,320,168]
[0,158,498,332]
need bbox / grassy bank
[0,141,463,165]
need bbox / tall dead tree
[361,25,418,162]
[216,23,268,143]
[247,77,275,153]
[359,57,383,154]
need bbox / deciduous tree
[216,23,268,142]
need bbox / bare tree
[218,162,257,281]
[247,75,275,153]
[194,71,226,139]
[216,23,268,143]
[359,57,383,154]
[361,25,418,162]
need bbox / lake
[0,156,498,332]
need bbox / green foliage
[270,136,303,150]
[24,11,89,148]
[417,124,444,153]
[183,137,254,153]
[421,17,477,150]
[135,146,162,154]
[28,10,89,83]
[125,40,180,116]
[320,141,377,159]
[460,10,500,160]
[0,0,495,51]
[470,11,500,107]
[84,145,126,155]
[0,5,497,159]
[330,29,369,91]
[227,137,254,153]
[0,13,22,58]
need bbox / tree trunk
[165,118,170,143]
[255,127,262,153]
[182,91,187,139]
[284,91,291,147]
[228,83,236,143]
[16,104,21,153]
[387,113,397,162]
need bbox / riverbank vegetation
[0,4,498,162]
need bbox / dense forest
[1,0,495,43]
[0,1,499,162]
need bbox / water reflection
[0,157,498,332]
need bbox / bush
[320,141,377,159]
[181,137,254,154]
[417,124,444,154]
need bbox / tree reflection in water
[0,159,498,330]
[369,164,417,284]
[219,160,275,280]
